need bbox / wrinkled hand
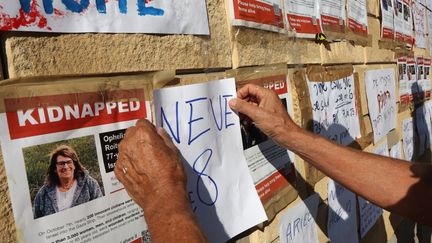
[114,119,188,214]
[229,84,300,146]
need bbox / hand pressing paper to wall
[153,78,267,243]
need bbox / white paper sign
[308,74,361,145]
[403,0,414,45]
[424,100,432,144]
[398,58,410,103]
[284,0,322,38]
[346,0,368,35]
[358,142,387,238]
[365,69,397,144]
[153,78,267,242]
[402,117,415,161]
[390,141,404,159]
[0,0,210,34]
[321,0,346,32]
[327,181,359,243]
[395,0,404,41]
[228,0,286,33]
[279,194,320,243]
[381,0,395,39]
[413,1,427,48]
[428,11,432,55]
[416,106,431,156]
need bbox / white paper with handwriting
[365,69,397,144]
[402,117,415,161]
[327,180,359,243]
[153,78,267,242]
[279,194,319,243]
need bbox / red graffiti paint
[0,2,50,31]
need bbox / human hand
[114,119,190,215]
[229,84,301,146]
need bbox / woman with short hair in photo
[33,145,103,218]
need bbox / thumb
[229,98,261,122]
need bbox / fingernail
[229,99,237,108]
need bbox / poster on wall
[307,74,361,145]
[416,57,426,99]
[0,0,210,34]
[346,0,368,36]
[228,0,285,32]
[428,11,432,55]
[390,141,404,159]
[424,58,432,98]
[402,117,415,161]
[154,78,267,242]
[284,0,322,38]
[236,74,297,208]
[320,0,346,33]
[279,194,320,243]
[358,141,387,238]
[407,57,418,101]
[381,0,395,40]
[402,0,414,46]
[415,106,431,156]
[327,180,359,243]
[395,0,405,42]
[0,75,161,243]
[365,69,397,144]
[413,0,427,48]
[398,57,410,103]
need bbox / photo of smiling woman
[33,145,103,219]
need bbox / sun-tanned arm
[229,84,432,226]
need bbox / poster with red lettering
[402,0,414,46]
[284,0,322,38]
[0,0,209,34]
[228,0,285,32]
[0,74,159,243]
[320,0,346,33]
[236,73,296,208]
[346,0,368,36]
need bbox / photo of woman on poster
[33,145,103,219]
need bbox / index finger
[237,84,267,101]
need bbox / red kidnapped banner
[5,89,147,140]
[233,0,284,28]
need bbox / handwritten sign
[307,74,361,145]
[327,180,358,243]
[413,1,426,48]
[358,141,387,238]
[416,106,431,156]
[428,11,432,55]
[390,141,403,159]
[0,0,210,34]
[425,100,432,144]
[153,78,267,242]
[402,117,414,161]
[365,69,397,144]
[279,194,319,243]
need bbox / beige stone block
[230,28,321,67]
[0,146,17,242]
[413,46,429,57]
[4,0,232,78]
[314,177,330,201]
[367,0,380,17]
[364,17,395,63]
[320,41,365,64]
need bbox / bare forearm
[143,187,208,243]
[280,127,432,226]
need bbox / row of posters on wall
[1,65,431,243]
[280,66,432,243]
[0,0,429,51]
[398,56,432,104]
